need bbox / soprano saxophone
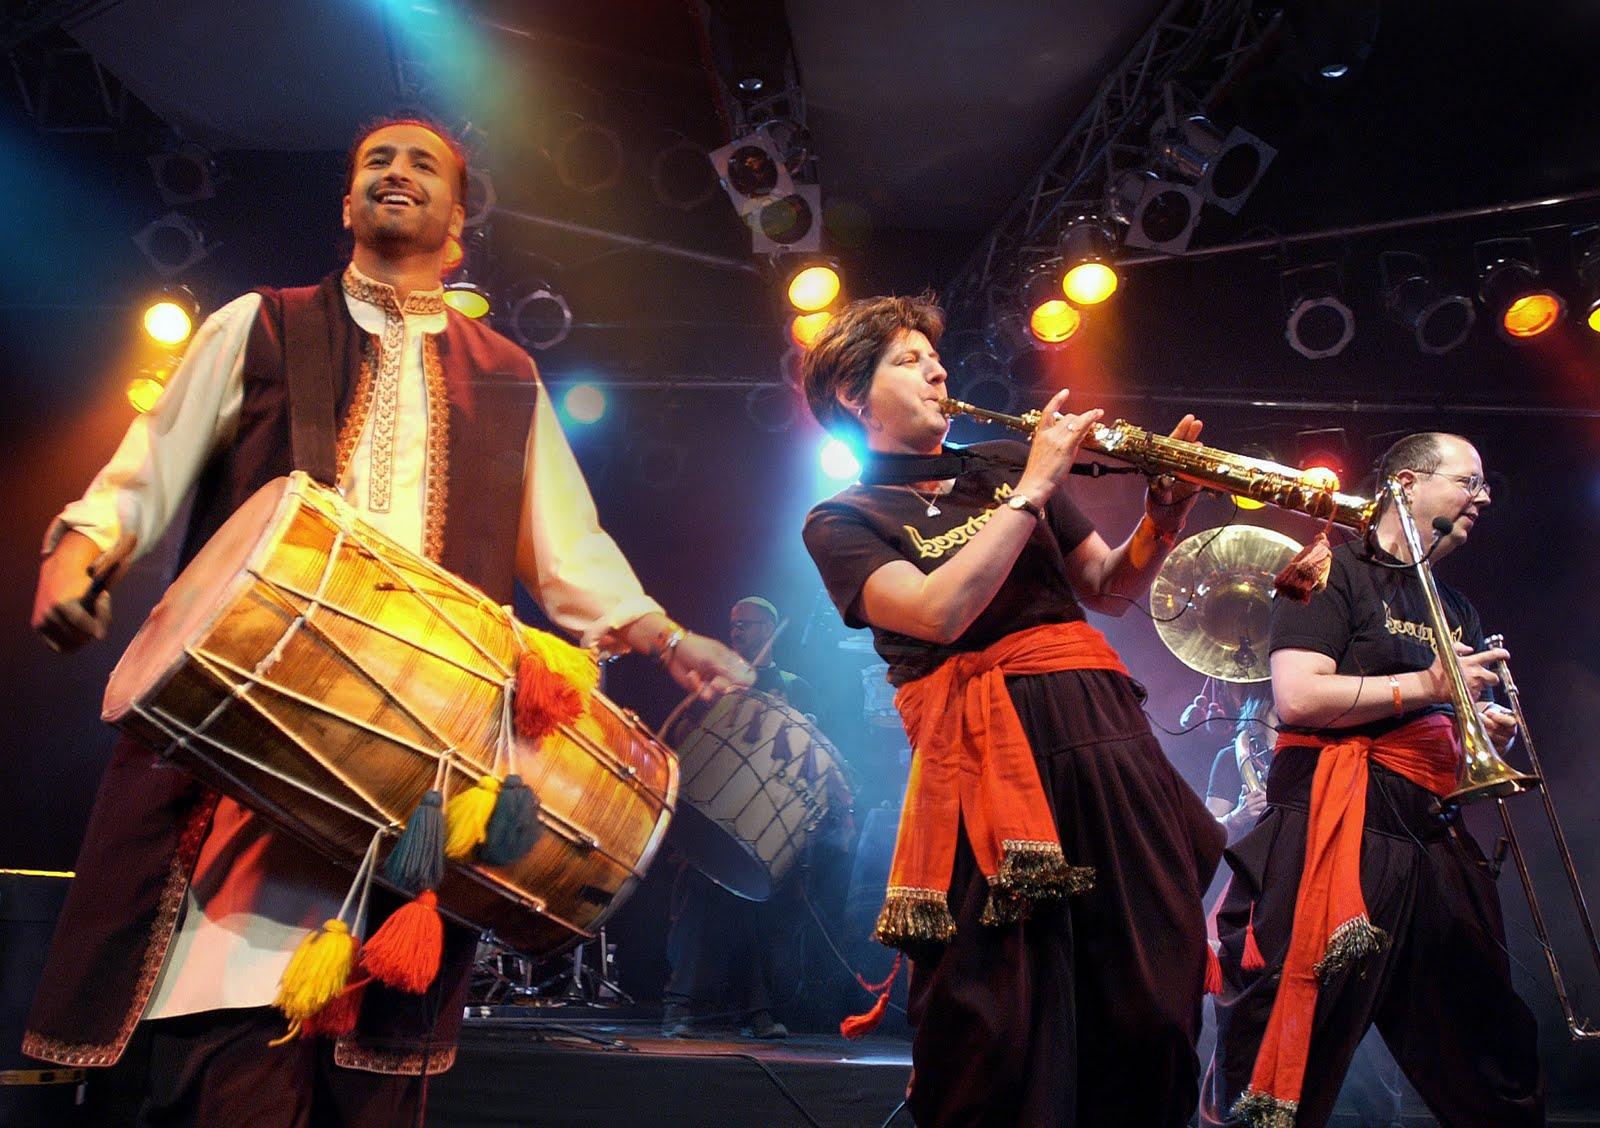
[939,397,1378,532]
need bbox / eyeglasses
[1414,469,1491,498]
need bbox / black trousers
[94,1008,425,1128]
[905,670,1225,1128]
[663,864,801,1021]
[1201,748,1544,1128]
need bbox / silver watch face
[1008,494,1028,508]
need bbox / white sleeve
[43,292,260,559]
[515,380,664,648]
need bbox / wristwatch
[1006,492,1045,520]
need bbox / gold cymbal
[1150,525,1303,683]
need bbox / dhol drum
[665,688,847,901]
[101,472,677,956]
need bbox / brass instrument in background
[1382,477,1538,804]
[939,398,1378,531]
[1483,633,1600,1041]
[1150,525,1302,684]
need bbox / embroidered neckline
[341,263,445,317]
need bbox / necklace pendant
[926,502,941,517]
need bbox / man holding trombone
[1201,432,1544,1127]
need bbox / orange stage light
[1501,293,1562,339]
[787,264,841,312]
[1063,261,1118,306]
[1028,299,1081,344]
[791,310,833,349]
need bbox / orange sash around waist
[1234,712,1460,1127]
[872,620,1128,952]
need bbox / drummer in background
[800,294,1225,1126]
[1204,693,1274,844]
[25,116,750,1126]
[727,596,819,717]
[660,594,820,1041]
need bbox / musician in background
[1202,432,1543,1127]
[800,293,1225,1127]
[1204,694,1273,844]
[26,117,749,1126]
[660,594,825,1041]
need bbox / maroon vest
[23,274,540,1073]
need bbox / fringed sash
[873,620,1128,952]
[1232,713,1460,1127]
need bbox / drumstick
[79,533,137,613]
[654,618,790,743]
[749,618,788,670]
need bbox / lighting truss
[940,0,1270,326]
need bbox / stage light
[1379,252,1475,355]
[819,438,860,481]
[462,167,497,228]
[133,211,210,278]
[553,117,624,195]
[786,260,841,312]
[753,183,820,253]
[1282,264,1354,359]
[1300,465,1341,490]
[745,384,798,432]
[443,281,491,319]
[563,383,606,424]
[1575,228,1600,333]
[1024,268,1081,346]
[149,141,217,206]
[443,234,464,273]
[1151,114,1276,216]
[1284,0,1382,84]
[1109,170,1202,255]
[126,376,165,413]
[510,285,573,351]
[650,135,720,211]
[1478,245,1564,342]
[1294,428,1351,491]
[142,286,199,346]
[1059,219,1119,306]
[710,130,793,215]
[791,310,833,349]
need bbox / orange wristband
[1388,674,1403,716]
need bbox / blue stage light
[819,438,860,481]
[564,383,606,424]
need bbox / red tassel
[300,975,370,1038]
[362,890,443,993]
[1274,529,1333,603]
[515,652,584,741]
[840,953,902,1040]
[1241,905,1266,972]
[1204,944,1224,995]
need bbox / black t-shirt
[1269,539,1485,738]
[752,664,818,717]
[803,440,1097,686]
[1207,744,1243,803]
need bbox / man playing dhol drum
[26,117,750,1126]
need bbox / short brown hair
[801,293,945,439]
[1372,431,1471,513]
[346,116,470,207]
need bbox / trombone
[1483,632,1600,1041]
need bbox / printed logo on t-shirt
[903,484,1018,559]
[1382,600,1462,647]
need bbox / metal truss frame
[6,19,140,135]
[940,0,1272,326]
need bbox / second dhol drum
[665,688,848,901]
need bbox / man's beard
[357,208,450,256]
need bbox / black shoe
[739,1011,788,1040]
[660,1003,696,1038]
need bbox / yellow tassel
[445,774,500,861]
[522,628,600,700]
[274,918,357,1023]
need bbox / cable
[664,1049,828,1128]
[800,882,908,1017]
[878,1099,910,1127]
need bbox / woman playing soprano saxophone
[799,293,1225,1127]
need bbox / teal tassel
[480,774,543,865]
[384,789,444,893]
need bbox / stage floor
[429,1012,913,1127]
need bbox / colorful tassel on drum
[363,890,444,993]
[299,975,369,1039]
[273,918,358,1024]
[384,789,445,894]
[480,773,543,865]
[444,774,500,861]
[514,631,599,741]
[840,953,901,1041]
